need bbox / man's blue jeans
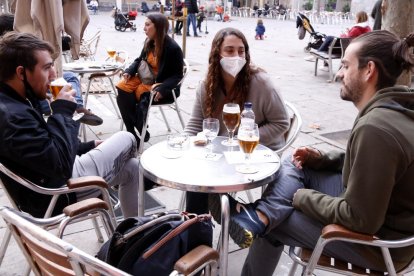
[241,157,388,275]
[187,13,197,35]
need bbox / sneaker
[186,33,190,36]
[304,55,316,62]
[76,107,103,126]
[194,34,200,37]
[208,194,265,248]
[176,31,182,35]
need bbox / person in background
[197,6,206,33]
[116,13,184,146]
[371,0,383,30]
[184,27,289,216]
[305,11,371,62]
[90,0,99,14]
[210,30,414,276]
[185,0,199,36]
[215,4,224,21]
[0,12,102,126]
[0,32,141,219]
[255,19,265,40]
[174,0,184,35]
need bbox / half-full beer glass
[49,77,68,99]
[106,46,116,63]
[222,103,240,146]
[236,123,260,174]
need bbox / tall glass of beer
[49,77,68,99]
[236,123,260,174]
[222,103,240,146]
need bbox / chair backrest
[0,162,66,217]
[339,37,352,58]
[79,30,102,60]
[0,206,130,276]
[0,162,116,223]
[275,101,303,155]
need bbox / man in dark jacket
[210,31,414,274]
[0,32,140,218]
[185,0,199,36]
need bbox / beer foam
[238,135,259,141]
[50,77,67,86]
[223,105,240,113]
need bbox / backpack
[97,212,213,275]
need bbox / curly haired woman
[184,27,290,214]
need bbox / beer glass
[49,78,83,120]
[221,103,240,146]
[106,46,117,63]
[236,123,260,174]
[49,77,67,99]
[202,118,220,158]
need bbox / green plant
[303,0,312,10]
[325,0,336,11]
[342,3,350,13]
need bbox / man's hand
[55,84,76,103]
[291,147,322,169]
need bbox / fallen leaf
[309,123,321,130]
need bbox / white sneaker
[304,55,316,62]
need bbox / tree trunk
[382,0,414,86]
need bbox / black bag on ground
[97,212,213,275]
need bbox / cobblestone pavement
[0,11,413,276]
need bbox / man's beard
[340,78,363,104]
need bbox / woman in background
[116,13,184,145]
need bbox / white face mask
[220,56,246,78]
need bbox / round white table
[138,136,280,276]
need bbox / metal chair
[138,58,189,154]
[275,101,303,155]
[81,50,128,141]
[0,206,126,276]
[0,162,117,266]
[288,224,414,276]
[79,30,101,61]
[1,206,220,276]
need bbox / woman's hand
[122,73,131,83]
[291,147,321,169]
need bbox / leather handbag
[137,53,155,85]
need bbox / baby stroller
[296,12,325,52]
[114,9,137,32]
